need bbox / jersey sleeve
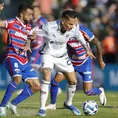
[29,23,49,37]
[75,25,86,45]
[79,25,95,42]
[39,17,47,25]
[4,18,15,29]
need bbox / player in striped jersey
[46,24,107,110]
[30,5,47,69]
[0,4,40,117]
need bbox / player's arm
[23,39,32,53]
[76,27,96,59]
[0,3,6,27]
[23,31,37,53]
[91,37,106,70]
[0,3,4,13]
[0,20,5,27]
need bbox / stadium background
[0,0,118,92]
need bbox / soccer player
[0,4,40,117]
[33,10,95,116]
[16,5,47,95]
[46,25,107,110]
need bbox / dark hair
[32,5,40,9]
[18,4,33,15]
[62,10,77,20]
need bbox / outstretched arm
[76,28,96,59]
[0,3,6,27]
[83,44,96,59]
[0,3,4,12]
[91,37,106,70]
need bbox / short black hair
[32,5,40,8]
[18,4,33,15]
[62,10,78,20]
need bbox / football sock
[85,88,102,96]
[40,80,50,110]
[50,79,59,104]
[0,80,18,107]
[11,83,33,106]
[65,84,76,106]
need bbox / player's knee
[13,76,22,84]
[68,80,77,85]
[84,89,93,96]
[33,83,40,91]
[28,79,40,92]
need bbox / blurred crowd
[0,0,118,64]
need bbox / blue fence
[0,64,11,89]
[104,64,118,91]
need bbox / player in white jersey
[46,25,107,110]
[32,10,95,116]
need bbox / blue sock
[0,80,18,107]
[50,79,59,104]
[85,88,102,96]
[11,83,33,106]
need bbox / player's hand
[0,3,4,11]
[23,44,32,53]
[87,51,96,59]
[99,60,106,70]
[28,31,36,41]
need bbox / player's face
[62,17,78,31]
[23,8,33,23]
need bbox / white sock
[65,84,76,106]
[40,80,50,110]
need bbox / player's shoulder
[48,20,59,28]
[79,24,94,40]
[43,20,59,32]
[79,25,93,34]
[39,16,47,24]
[7,18,16,24]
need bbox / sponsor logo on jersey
[15,32,27,39]
[50,40,63,45]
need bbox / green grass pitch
[0,90,118,118]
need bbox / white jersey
[32,20,86,57]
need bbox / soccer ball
[82,100,98,115]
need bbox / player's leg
[74,57,106,105]
[82,78,107,105]
[78,60,107,105]
[0,58,22,117]
[7,62,40,116]
[63,71,81,115]
[38,55,54,116]
[55,55,81,115]
[46,72,65,110]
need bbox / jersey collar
[16,17,26,28]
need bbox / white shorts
[41,54,74,73]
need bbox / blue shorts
[4,58,38,81]
[74,57,93,82]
